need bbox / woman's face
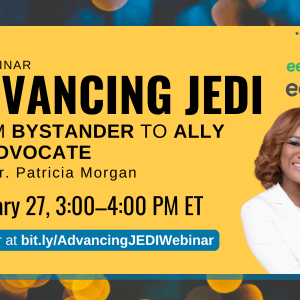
[281,126,300,186]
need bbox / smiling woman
[280,126,300,201]
[241,108,300,274]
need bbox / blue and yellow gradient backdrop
[0,0,299,26]
[1,2,300,300]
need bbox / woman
[241,107,300,274]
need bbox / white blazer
[241,183,300,274]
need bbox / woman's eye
[288,141,300,146]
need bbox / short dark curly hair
[255,108,300,189]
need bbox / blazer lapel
[268,183,300,231]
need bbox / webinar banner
[0,0,300,300]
